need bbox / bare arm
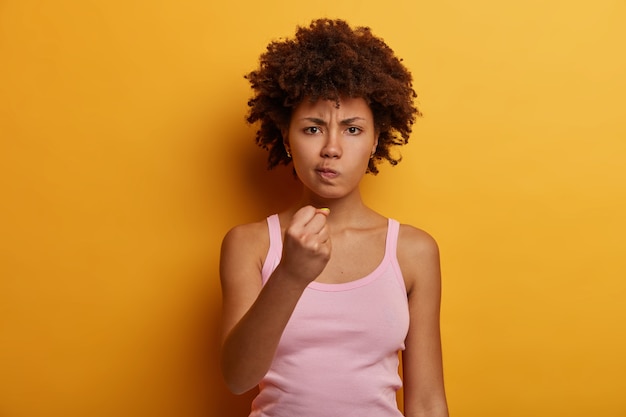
[398,226,449,417]
[219,206,331,394]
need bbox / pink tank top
[251,215,410,417]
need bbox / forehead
[291,97,373,120]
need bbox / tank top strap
[385,218,400,256]
[261,214,283,284]
[386,218,407,293]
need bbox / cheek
[290,153,308,179]
[351,144,375,162]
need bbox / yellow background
[1,1,625,416]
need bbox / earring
[286,150,291,158]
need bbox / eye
[304,126,322,135]
[346,126,362,135]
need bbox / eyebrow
[300,117,367,125]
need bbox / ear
[371,135,379,156]
[282,129,290,151]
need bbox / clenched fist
[279,206,332,286]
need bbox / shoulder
[222,218,269,248]
[220,218,271,273]
[397,223,440,258]
[396,223,441,295]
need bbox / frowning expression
[285,97,378,199]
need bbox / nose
[321,131,342,159]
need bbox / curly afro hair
[245,18,420,175]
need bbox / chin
[306,186,352,201]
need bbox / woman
[220,18,449,417]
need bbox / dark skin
[245,18,419,174]
[220,97,448,416]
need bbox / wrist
[270,264,310,294]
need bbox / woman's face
[285,97,378,200]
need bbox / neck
[293,187,373,228]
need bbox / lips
[316,167,339,180]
